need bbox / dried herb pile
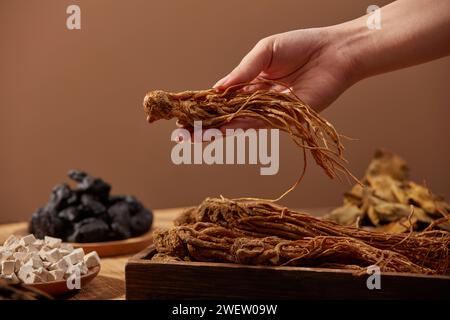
[326,150,450,233]
[153,197,450,275]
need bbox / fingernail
[213,75,229,89]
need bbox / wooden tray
[125,246,450,300]
[9,226,153,257]
[30,265,100,297]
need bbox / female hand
[213,0,450,131]
[213,27,358,130]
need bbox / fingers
[214,37,274,90]
[240,77,274,93]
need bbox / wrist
[327,18,375,83]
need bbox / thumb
[214,37,274,89]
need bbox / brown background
[1,0,449,223]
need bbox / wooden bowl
[8,225,153,257]
[30,265,100,297]
[71,229,154,257]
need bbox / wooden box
[125,246,450,300]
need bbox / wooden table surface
[0,207,184,300]
[0,207,329,299]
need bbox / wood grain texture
[126,247,450,300]
[0,207,184,300]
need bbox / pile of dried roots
[143,82,358,199]
[153,197,450,275]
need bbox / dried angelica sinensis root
[153,223,436,274]
[158,197,450,274]
[143,82,359,194]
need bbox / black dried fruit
[67,192,78,205]
[110,222,131,240]
[108,202,131,223]
[107,202,132,239]
[130,209,153,236]
[68,170,111,201]
[108,195,126,205]
[28,170,153,243]
[124,196,143,214]
[46,183,72,212]
[67,169,88,182]
[81,194,106,215]
[29,208,72,240]
[67,218,110,243]
[58,206,79,222]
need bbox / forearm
[332,0,450,81]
